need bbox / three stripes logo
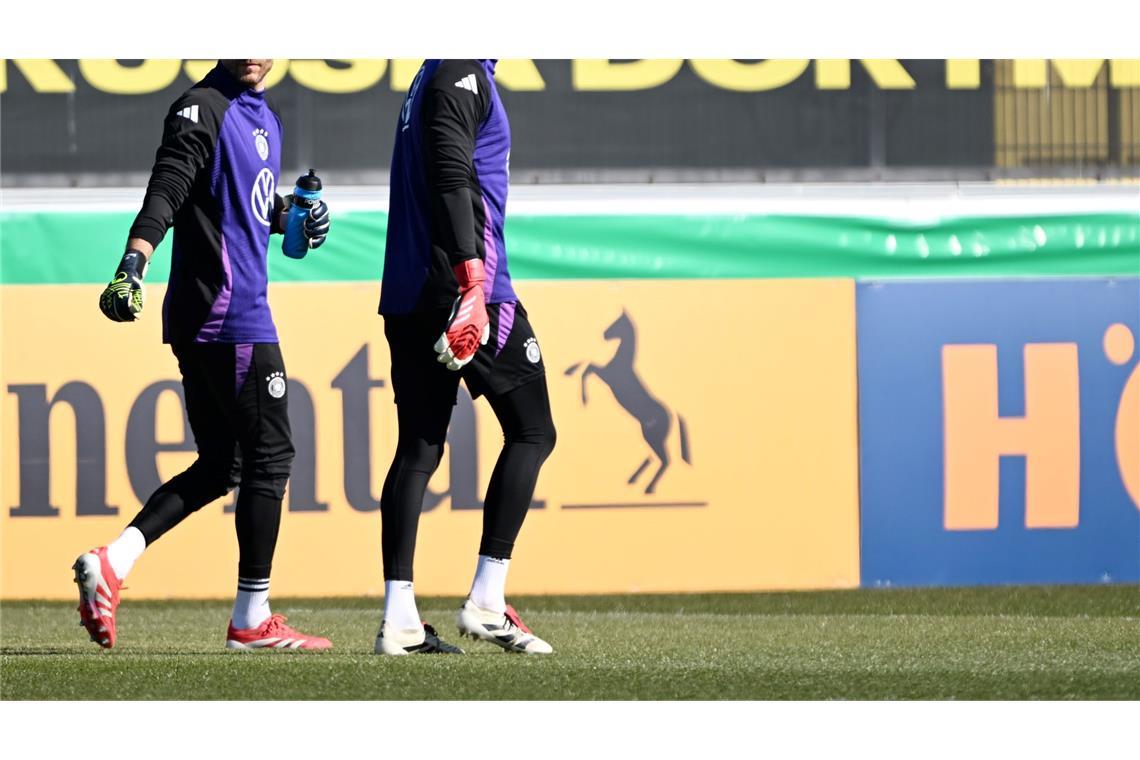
[454,74,479,95]
[176,104,199,123]
[456,296,476,323]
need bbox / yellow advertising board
[1,279,860,598]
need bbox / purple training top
[380,59,517,315]
[133,65,283,345]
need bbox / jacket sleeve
[270,193,286,235]
[128,91,223,248]
[423,61,491,268]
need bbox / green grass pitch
[2,586,1137,700]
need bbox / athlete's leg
[228,344,294,629]
[212,344,328,649]
[380,395,456,581]
[460,376,555,638]
[374,315,465,654]
[125,344,241,560]
[455,306,555,654]
[479,375,557,562]
[73,344,240,648]
[375,399,462,654]
[379,313,461,587]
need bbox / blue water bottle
[282,169,322,259]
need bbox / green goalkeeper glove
[99,250,149,322]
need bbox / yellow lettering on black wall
[496,60,545,91]
[290,60,386,93]
[688,60,808,91]
[1012,60,1122,89]
[1109,59,1140,87]
[992,59,1130,89]
[862,60,916,89]
[1014,60,1048,88]
[946,60,981,89]
[0,59,75,94]
[1050,60,1107,88]
[182,60,290,89]
[573,60,683,90]
[815,59,851,89]
[183,60,216,82]
[10,58,1140,97]
[388,59,544,92]
[78,60,181,95]
[816,59,916,89]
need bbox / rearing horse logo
[566,310,691,494]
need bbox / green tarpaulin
[2,210,1137,285]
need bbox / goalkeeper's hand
[284,195,331,249]
[433,258,490,371]
[99,249,149,322]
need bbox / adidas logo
[176,105,199,123]
[454,74,478,95]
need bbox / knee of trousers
[394,439,446,474]
[238,470,291,501]
[239,447,294,500]
[177,455,241,504]
[239,464,291,505]
[243,479,289,502]
[507,420,557,459]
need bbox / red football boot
[225,614,333,650]
[73,547,122,649]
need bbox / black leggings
[380,376,556,581]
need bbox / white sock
[383,580,422,631]
[232,577,271,630]
[105,527,146,581]
[468,555,509,614]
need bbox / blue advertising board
[857,277,1140,586]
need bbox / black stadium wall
[2,59,1137,184]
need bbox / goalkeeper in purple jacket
[73,60,332,652]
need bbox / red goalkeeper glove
[434,258,490,371]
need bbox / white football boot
[375,620,464,655]
[456,599,553,654]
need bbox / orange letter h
[942,344,1081,530]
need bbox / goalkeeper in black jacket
[375,60,556,655]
